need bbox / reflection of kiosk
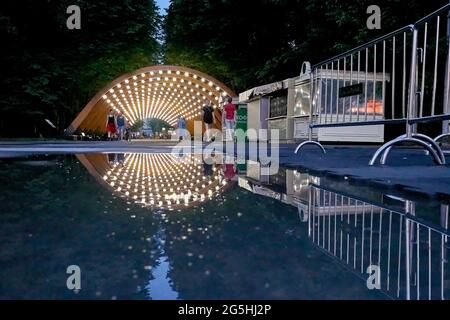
[292,62,388,143]
[246,160,269,184]
[238,163,321,222]
[286,169,320,222]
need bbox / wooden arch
[67,65,236,134]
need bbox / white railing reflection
[308,184,449,300]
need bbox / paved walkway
[0,140,178,155]
[276,145,450,200]
[0,140,449,199]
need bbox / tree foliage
[164,0,448,92]
[0,0,161,137]
[130,119,144,132]
[145,118,173,133]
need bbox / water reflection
[76,153,240,299]
[0,153,448,299]
[145,225,179,300]
[77,153,450,299]
[77,153,231,210]
[238,164,450,300]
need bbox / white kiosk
[240,78,298,142]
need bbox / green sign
[235,104,247,142]
[236,162,247,173]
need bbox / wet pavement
[1,140,449,199]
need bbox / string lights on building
[98,67,231,127]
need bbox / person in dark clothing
[108,153,117,166]
[201,100,215,142]
[117,153,125,167]
[125,126,131,141]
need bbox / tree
[0,0,161,137]
[144,118,173,134]
[130,119,144,132]
[164,0,448,93]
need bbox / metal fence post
[404,200,416,300]
[443,5,450,134]
[441,205,449,300]
[308,71,315,142]
[308,184,313,238]
[405,217,412,300]
[407,29,420,138]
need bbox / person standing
[177,115,187,141]
[201,100,215,142]
[223,97,237,141]
[125,125,131,141]
[106,109,117,140]
[116,112,126,141]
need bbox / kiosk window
[269,95,287,118]
[294,83,311,116]
[319,79,383,116]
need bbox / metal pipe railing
[442,5,450,134]
[311,26,411,127]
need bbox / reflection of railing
[308,184,449,300]
[297,4,450,166]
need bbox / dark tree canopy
[164,0,449,92]
[0,0,161,137]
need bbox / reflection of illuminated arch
[77,153,230,210]
[67,66,236,134]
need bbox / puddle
[0,153,448,300]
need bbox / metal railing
[296,3,450,166]
[308,184,450,300]
[311,25,413,127]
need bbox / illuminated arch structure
[67,66,237,135]
[77,153,231,210]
